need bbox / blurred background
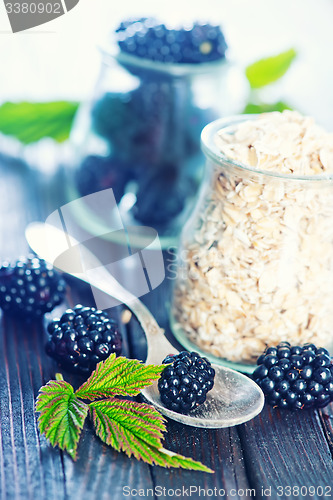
[0,0,332,246]
[0,0,332,127]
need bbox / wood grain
[0,161,66,500]
[0,158,333,499]
[238,405,333,499]
[319,404,333,459]
[129,267,333,500]
[127,285,252,499]
[61,283,155,500]
[0,162,154,499]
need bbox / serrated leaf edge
[75,354,165,400]
[36,380,88,460]
[89,398,166,449]
[89,398,213,473]
[35,363,213,472]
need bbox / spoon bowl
[143,366,264,428]
[25,221,264,428]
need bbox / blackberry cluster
[132,167,196,226]
[253,343,333,410]
[0,256,66,318]
[75,155,130,202]
[116,17,152,33]
[90,84,202,226]
[91,91,138,148]
[92,83,174,166]
[45,305,122,374]
[158,351,215,414]
[77,17,227,230]
[116,18,227,63]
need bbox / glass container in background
[171,116,333,372]
[66,19,244,248]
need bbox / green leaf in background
[245,48,297,89]
[243,101,293,114]
[0,101,79,144]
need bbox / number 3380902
[5,3,62,14]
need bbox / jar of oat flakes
[171,111,333,372]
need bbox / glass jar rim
[201,115,333,183]
[99,44,229,77]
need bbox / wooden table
[0,156,333,500]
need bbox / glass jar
[170,115,333,373]
[67,48,241,249]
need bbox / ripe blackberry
[0,256,66,318]
[158,351,215,414]
[115,17,153,33]
[75,155,129,202]
[91,87,167,165]
[45,305,122,375]
[253,342,333,410]
[116,18,227,64]
[133,167,196,227]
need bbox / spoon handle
[77,262,176,365]
[26,222,176,364]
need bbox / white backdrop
[0,0,332,128]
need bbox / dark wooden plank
[0,159,66,500]
[0,315,67,500]
[2,155,333,500]
[151,421,251,500]
[63,420,153,500]
[126,272,251,500]
[127,258,333,499]
[319,404,333,458]
[61,282,155,500]
[238,404,333,499]
[0,160,154,499]
[39,172,156,499]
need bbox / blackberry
[116,18,227,64]
[253,343,333,410]
[92,91,136,145]
[45,305,122,374]
[92,88,167,165]
[158,351,215,414]
[75,155,130,202]
[115,17,153,33]
[0,256,66,318]
[133,167,195,227]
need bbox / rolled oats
[173,111,333,363]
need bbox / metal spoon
[25,222,264,428]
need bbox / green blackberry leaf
[91,398,166,448]
[90,399,213,472]
[245,48,297,89]
[75,354,165,400]
[243,101,293,114]
[36,375,88,460]
[0,101,79,144]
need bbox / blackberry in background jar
[67,16,239,244]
